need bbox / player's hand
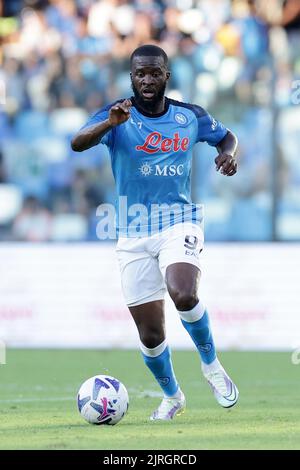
[215,153,237,176]
[108,99,132,127]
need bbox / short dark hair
[130,44,168,67]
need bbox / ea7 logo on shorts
[184,235,198,250]
[184,235,202,258]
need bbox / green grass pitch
[0,350,299,450]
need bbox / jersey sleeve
[193,106,228,146]
[80,106,114,148]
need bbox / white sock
[164,388,183,400]
[177,300,206,322]
[139,339,167,357]
[201,357,222,375]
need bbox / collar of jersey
[131,96,170,118]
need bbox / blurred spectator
[71,168,106,216]
[0,148,6,183]
[12,195,53,241]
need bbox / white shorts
[116,222,204,307]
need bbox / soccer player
[71,45,239,420]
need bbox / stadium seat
[0,184,23,224]
[49,108,88,137]
[14,111,49,140]
[0,112,12,140]
[32,137,68,163]
[228,194,272,241]
[203,199,231,240]
[278,213,300,240]
[50,214,88,241]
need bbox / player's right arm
[71,99,131,152]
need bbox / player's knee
[140,330,165,349]
[172,291,199,311]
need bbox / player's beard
[131,80,167,113]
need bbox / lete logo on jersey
[136,132,189,154]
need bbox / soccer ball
[77,375,129,425]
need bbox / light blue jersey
[82,97,227,236]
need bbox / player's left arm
[214,129,238,176]
[194,106,238,177]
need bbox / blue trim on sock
[181,311,216,364]
[142,346,179,396]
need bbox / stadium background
[1,0,300,452]
[0,0,300,351]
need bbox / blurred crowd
[0,0,300,241]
